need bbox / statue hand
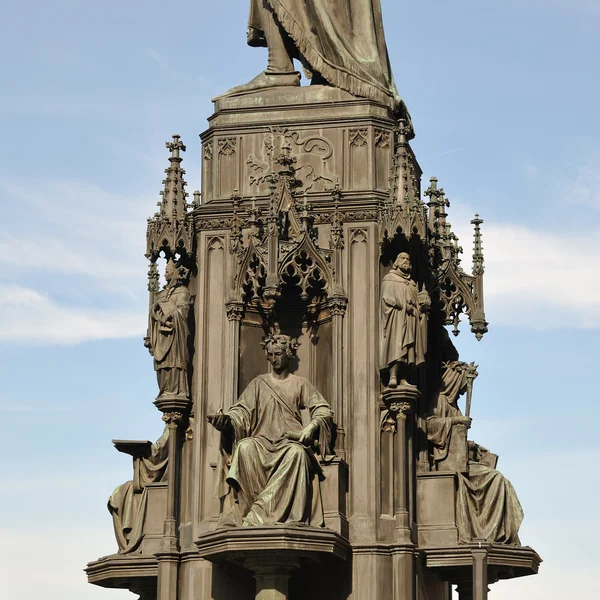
[208,411,232,432]
[454,416,472,428]
[285,424,317,447]
[298,423,318,447]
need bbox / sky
[0,0,599,598]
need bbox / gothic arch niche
[236,238,335,402]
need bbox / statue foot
[388,377,398,388]
[217,70,301,99]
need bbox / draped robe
[150,282,191,399]
[427,369,524,545]
[216,373,334,527]
[380,270,427,371]
[248,0,399,108]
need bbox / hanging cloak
[248,0,399,108]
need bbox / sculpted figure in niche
[226,0,398,109]
[208,335,334,528]
[108,428,169,553]
[380,252,430,389]
[427,361,524,545]
[146,259,192,401]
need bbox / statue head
[261,334,299,373]
[165,259,189,285]
[393,252,411,274]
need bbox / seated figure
[427,361,524,545]
[208,335,334,528]
[108,428,169,553]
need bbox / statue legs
[222,0,300,97]
[222,437,316,527]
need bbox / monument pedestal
[195,527,350,600]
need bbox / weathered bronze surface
[208,335,333,528]
[86,3,540,600]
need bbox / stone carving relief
[208,335,334,527]
[246,127,335,192]
[349,128,368,147]
[218,138,237,156]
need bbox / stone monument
[86,3,541,600]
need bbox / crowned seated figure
[427,361,524,545]
[208,335,334,528]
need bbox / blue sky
[1,1,598,598]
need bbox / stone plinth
[417,472,459,548]
[201,85,403,204]
[196,527,351,600]
[86,554,157,594]
[423,544,541,587]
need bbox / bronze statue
[146,260,192,401]
[208,335,334,528]
[108,428,169,553]
[225,0,398,108]
[427,362,524,545]
[380,252,430,389]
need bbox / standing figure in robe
[380,252,430,389]
[225,0,399,109]
[427,361,524,545]
[208,335,334,528]
[147,259,192,401]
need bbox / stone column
[382,387,419,600]
[245,556,301,600]
[152,403,189,600]
[330,294,347,457]
[471,542,489,600]
[225,299,244,406]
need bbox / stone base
[201,85,398,204]
[196,527,350,600]
[195,526,351,565]
[423,544,542,585]
[86,553,157,591]
[417,472,459,548]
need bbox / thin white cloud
[566,165,600,211]
[0,284,146,344]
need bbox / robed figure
[427,361,524,545]
[226,0,399,109]
[108,428,169,553]
[209,335,334,528]
[147,260,192,401]
[380,252,429,388]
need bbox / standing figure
[208,335,334,528]
[427,361,524,545]
[225,0,399,109]
[147,259,192,401]
[380,252,430,389]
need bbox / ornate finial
[299,191,313,233]
[146,135,193,262]
[330,184,344,250]
[230,190,243,254]
[471,214,485,276]
[166,134,186,158]
[192,190,201,209]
